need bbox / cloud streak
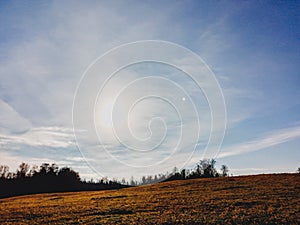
[0,126,75,148]
[219,126,300,158]
[0,1,299,178]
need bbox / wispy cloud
[0,99,31,134]
[0,126,75,148]
[0,1,299,179]
[219,126,300,158]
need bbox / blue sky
[0,1,299,180]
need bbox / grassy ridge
[0,173,299,224]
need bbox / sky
[0,1,299,180]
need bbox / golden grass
[0,173,299,224]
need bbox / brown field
[0,173,299,224]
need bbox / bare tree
[141,176,146,185]
[181,169,186,179]
[121,177,126,184]
[221,165,229,177]
[197,159,217,177]
[146,175,153,184]
[130,176,136,186]
[172,167,178,175]
[16,163,30,178]
[0,165,9,179]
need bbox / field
[0,173,299,224]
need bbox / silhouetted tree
[173,167,178,174]
[147,175,153,184]
[154,174,158,183]
[29,165,38,177]
[0,165,9,179]
[141,176,146,185]
[221,165,229,177]
[180,169,186,179]
[130,176,136,186]
[58,167,80,186]
[16,163,30,178]
[39,163,50,175]
[196,159,217,178]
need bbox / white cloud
[219,126,300,158]
[0,1,174,129]
[0,126,75,148]
[1,1,298,179]
[0,99,31,134]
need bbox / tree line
[166,159,229,182]
[0,159,229,198]
[0,163,126,198]
[123,159,229,185]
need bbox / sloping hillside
[0,174,299,224]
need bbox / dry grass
[0,173,299,224]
